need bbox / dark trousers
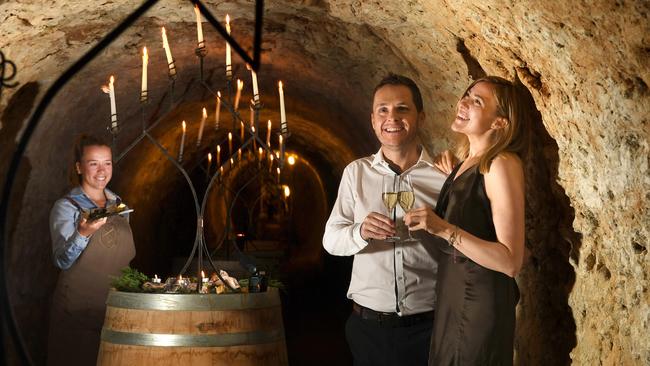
[345,312,433,366]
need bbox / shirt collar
[370,146,436,171]
[69,186,120,206]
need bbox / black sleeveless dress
[429,164,519,366]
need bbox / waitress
[47,134,135,366]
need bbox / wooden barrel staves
[97,288,288,366]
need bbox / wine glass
[382,175,399,242]
[398,174,417,242]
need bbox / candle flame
[246,63,251,71]
[278,80,283,88]
[277,167,281,175]
[258,147,263,155]
[101,85,110,93]
[279,135,283,144]
[217,145,221,153]
[208,153,212,162]
[110,75,115,84]
[268,120,272,129]
[154,274,159,279]
[217,91,221,98]
[179,274,183,280]
[182,120,186,131]
[143,46,148,58]
[202,107,207,118]
[228,132,232,140]
[201,270,205,278]
[237,79,244,90]
[226,14,230,25]
[270,154,274,162]
[251,126,255,133]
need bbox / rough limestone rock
[0,1,648,365]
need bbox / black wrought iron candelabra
[110,43,288,292]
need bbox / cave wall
[1,1,648,365]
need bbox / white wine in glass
[382,175,400,242]
[399,174,417,242]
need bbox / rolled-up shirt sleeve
[50,199,89,269]
[323,165,369,256]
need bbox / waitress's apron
[47,206,135,366]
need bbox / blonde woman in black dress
[405,76,529,365]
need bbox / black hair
[69,134,111,186]
[373,73,424,113]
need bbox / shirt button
[396,251,401,255]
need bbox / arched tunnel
[0,1,648,365]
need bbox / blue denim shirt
[49,186,128,269]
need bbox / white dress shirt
[323,148,447,315]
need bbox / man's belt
[352,302,434,327]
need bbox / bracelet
[448,226,461,247]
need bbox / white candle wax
[234,79,243,111]
[109,76,116,122]
[249,100,254,127]
[195,5,204,45]
[197,107,207,146]
[141,47,148,95]
[278,81,286,132]
[215,92,221,130]
[248,64,260,103]
[162,27,175,74]
[179,121,186,161]
[225,15,232,77]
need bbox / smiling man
[323,74,449,366]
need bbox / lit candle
[230,157,234,167]
[153,274,161,284]
[216,145,221,167]
[249,99,255,127]
[179,120,186,161]
[228,132,233,156]
[247,64,260,103]
[215,92,221,130]
[269,153,274,172]
[258,147,263,161]
[220,165,224,177]
[161,27,175,76]
[240,121,244,142]
[225,15,232,78]
[266,120,272,147]
[278,81,287,133]
[207,153,212,175]
[238,149,242,161]
[277,167,281,183]
[108,76,117,127]
[177,274,183,284]
[197,107,207,146]
[141,47,148,97]
[234,79,243,111]
[251,126,257,150]
[194,5,204,46]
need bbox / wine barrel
[97,289,288,366]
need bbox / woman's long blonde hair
[456,76,530,173]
